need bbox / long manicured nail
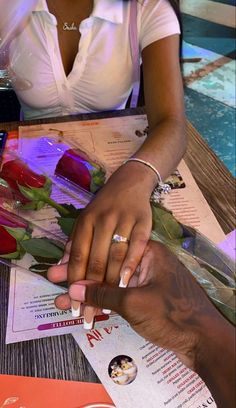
[71,300,81,317]
[84,306,95,330]
[102,309,111,314]
[119,267,132,288]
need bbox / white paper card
[6,261,124,344]
[73,325,216,408]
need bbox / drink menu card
[73,325,216,408]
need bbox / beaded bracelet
[123,157,171,202]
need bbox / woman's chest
[9,16,134,111]
[46,0,94,76]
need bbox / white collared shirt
[9,0,180,120]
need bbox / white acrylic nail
[83,306,95,330]
[119,268,131,288]
[119,277,127,288]
[71,303,80,317]
[83,318,94,330]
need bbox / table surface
[0,108,235,381]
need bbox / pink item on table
[218,230,235,261]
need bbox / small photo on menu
[165,169,186,189]
[108,355,138,386]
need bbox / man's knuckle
[93,285,107,308]
[120,290,137,316]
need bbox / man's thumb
[69,280,127,314]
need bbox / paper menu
[0,375,114,408]
[163,160,224,243]
[73,325,216,408]
[6,261,125,344]
[18,115,148,174]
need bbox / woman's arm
[134,34,187,180]
[48,34,187,327]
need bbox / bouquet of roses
[0,146,235,326]
[0,156,67,273]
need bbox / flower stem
[43,197,70,216]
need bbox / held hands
[68,241,225,370]
[50,239,230,370]
[50,240,235,407]
[48,162,156,324]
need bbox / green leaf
[35,200,47,210]
[20,200,39,210]
[58,217,76,237]
[44,177,52,193]
[212,299,236,325]
[0,250,23,259]
[4,226,31,242]
[0,177,10,188]
[18,183,51,203]
[33,255,60,264]
[29,264,68,288]
[151,205,183,241]
[18,184,37,201]
[29,266,49,280]
[21,238,63,259]
[45,239,65,250]
[29,263,52,273]
[90,170,105,193]
[57,204,83,218]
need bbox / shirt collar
[33,0,49,12]
[33,0,123,24]
[92,0,123,24]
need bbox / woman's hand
[48,161,156,321]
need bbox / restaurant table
[0,107,235,382]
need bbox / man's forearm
[196,315,235,408]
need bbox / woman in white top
[9,0,187,326]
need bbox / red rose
[0,207,31,258]
[0,225,18,254]
[55,149,106,193]
[0,159,52,210]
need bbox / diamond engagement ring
[111,234,129,244]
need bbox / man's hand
[59,241,235,407]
